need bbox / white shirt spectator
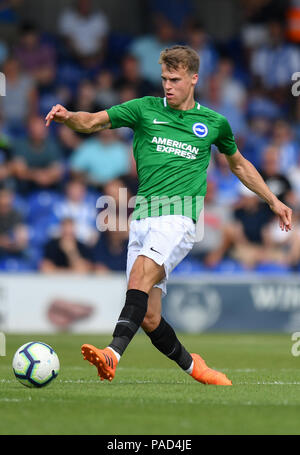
[58,8,109,56]
[1,74,34,125]
[53,199,98,245]
[251,43,300,88]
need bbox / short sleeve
[214,116,238,156]
[106,98,142,129]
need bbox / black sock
[144,317,193,371]
[109,289,148,356]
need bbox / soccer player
[46,46,292,386]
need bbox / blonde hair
[159,45,200,74]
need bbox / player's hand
[269,198,293,232]
[45,104,70,127]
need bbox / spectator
[207,184,273,269]
[94,70,118,110]
[208,152,241,207]
[13,22,56,85]
[200,74,247,143]
[271,119,299,173]
[0,39,8,65]
[114,85,138,144]
[0,56,37,137]
[129,15,176,87]
[115,54,156,99]
[186,22,218,91]
[12,22,61,119]
[216,56,247,111]
[251,19,300,90]
[101,178,134,218]
[147,0,194,30]
[259,145,296,206]
[0,114,13,188]
[118,84,139,104]
[0,187,28,257]
[287,0,300,43]
[242,91,279,168]
[0,0,23,43]
[70,129,131,188]
[58,0,109,62]
[57,124,83,159]
[261,213,300,269]
[52,178,99,246]
[190,179,233,264]
[0,0,22,25]
[93,215,128,272]
[11,115,64,193]
[240,0,271,51]
[287,119,300,207]
[67,79,97,113]
[40,217,93,274]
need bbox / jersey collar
[163,97,201,112]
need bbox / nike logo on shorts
[150,247,162,255]
[153,119,169,124]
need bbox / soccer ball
[12,342,60,388]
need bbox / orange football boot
[81,344,118,382]
[190,353,232,385]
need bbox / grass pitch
[0,333,299,435]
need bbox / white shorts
[126,215,196,296]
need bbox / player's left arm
[226,149,293,232]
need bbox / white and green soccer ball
[12,342,60,388]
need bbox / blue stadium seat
[172,258,205,275]
[26,191,61,248]
[26,246,44,270]
[0,257,35,272]
[28,219,57,247]
[13,194,28,218]
[26,190,61,225]
[255,262,291,274]
[210,259,246,273]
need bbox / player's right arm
[45,104,111,133]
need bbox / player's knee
[128,268,148,292]
[141,310,161,332]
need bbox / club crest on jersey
[193,123,208,138]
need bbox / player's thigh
[128,255,165,291]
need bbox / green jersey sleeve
[214,116,237,156]
[106,98,142,129]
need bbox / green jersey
[107,96,237,222]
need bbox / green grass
[0,333,300,435]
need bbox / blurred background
[0,0,300,334]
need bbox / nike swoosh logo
[153,119,169,124]
[150,247,162,255]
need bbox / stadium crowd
[0,0,300,274]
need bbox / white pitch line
[253,381,300,385]
[221,368,300,372]
[0,397,32,402]
[60,379,101,384]
[222,369,258,372]
[1,378,300,386]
